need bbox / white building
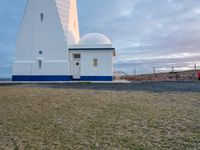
[12,0,115,81]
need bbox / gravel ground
[49,81,200,92]
[2,81,199,92]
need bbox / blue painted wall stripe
[12,75,113,81]
[12,75,72,81]
[80,76,113,81]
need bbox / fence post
[194,63,197,72]
[153,67,156,74]
[134,68,136,76]
[153,67,156,80]
[172,66,174,72]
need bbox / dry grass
[0,85,200,149]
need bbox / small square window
[74,54,80,59]
[93,59,98,67]
[38,60,42,69]
[40,13,44,22]
[39,50,43,55]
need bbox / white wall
[70,50,113,77]
[13,0,80,76]
[67,0,80,44]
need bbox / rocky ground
[121,70,200,81]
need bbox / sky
[0,0,200,77]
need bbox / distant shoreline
[0,78,11,81]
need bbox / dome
[79,33,112,45]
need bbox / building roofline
[68,48,116,56]
[69,48,115,50]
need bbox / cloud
[78,0,200,74]
[1,0,200,77]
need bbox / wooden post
[194,63,197,72]
[153,67,156,74]
[134,68,136,76]
[172,66,174,72]
[153,67,156,80]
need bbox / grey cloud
[1,0,200,77]
[78,0,200,74]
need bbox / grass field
[0,83,200,149]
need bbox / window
[38,60,42,69]
[40,13,44,22]
[39,50,43,55]
[93,59,98,67]
[73,54,81,59]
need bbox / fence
[114,63,200,81]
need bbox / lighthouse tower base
[12,60,71,81]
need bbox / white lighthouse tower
[13,0,115,81]
[13,0,80,81]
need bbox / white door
[73,54,81,79]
